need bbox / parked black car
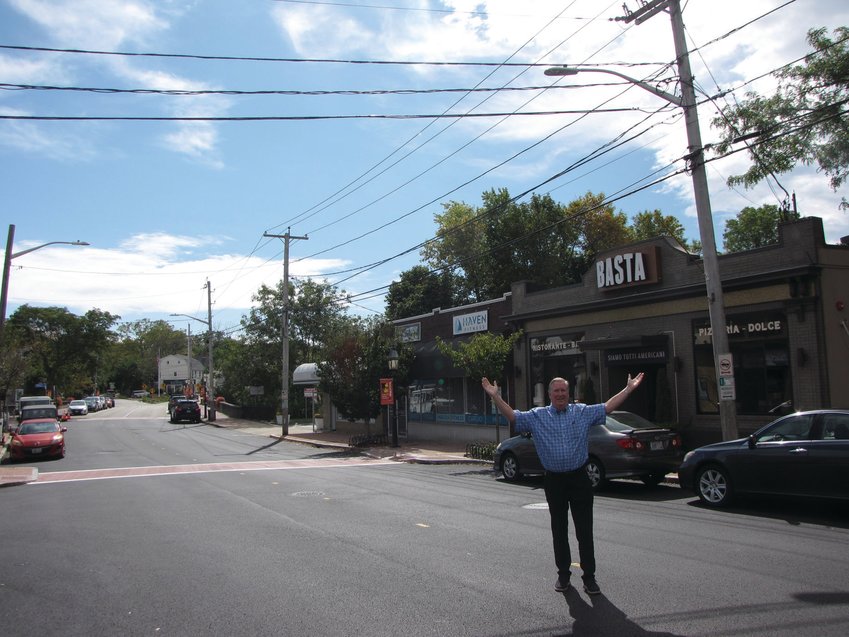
[493,411,683,490]
[677,410,849,507]
[170,399,201,424]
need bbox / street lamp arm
[544,66,684,107]
[1,225,90,343]
[170,312,210,327]
[11,240,89,260]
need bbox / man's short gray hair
[548,377,569,391]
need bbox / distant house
[159,354,205,395]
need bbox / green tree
[114,319,185,394]
[483,190,587,299]
[572,192,631,257]
[5,305,119,396]
[436,330,522,442]
[385,266,460,321]
[423,189,632,303]
[317,317,394,425]
[236,277,349,414]
[421,200,487,302]
[713,27,849,208]
[631,209,685,243]
[723,204,799,252]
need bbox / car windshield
[71,401,86,406]
[19,422,59,434]
[605,411,659,432]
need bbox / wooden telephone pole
[264,229,308,436]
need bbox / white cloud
[4,0,228,166]
[5,233,352,327]
[8,0,166,49]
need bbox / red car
[8,419,67,461]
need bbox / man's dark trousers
[543,467,595,580]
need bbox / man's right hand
[481,377,499,397]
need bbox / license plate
[650,441,664,451]
[31,447,42,454]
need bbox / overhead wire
[274,0,603,233]
[1,1,809,319]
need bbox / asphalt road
[2,399,848,636]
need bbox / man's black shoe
[582,576,601,595]
[554,577,571,593]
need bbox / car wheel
[500,452,522,481]
[586,457,606,491]
[640,473,666,487]
[695,464,733,507]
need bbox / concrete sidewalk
[209,412,486,466]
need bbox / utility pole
[186,323,192,395]
[263,229,308,436]
[205,280,216,422]
[617,0,738,440]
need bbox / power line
[0,108,644,122]
[0,43,581,67]
[0,82,624,97]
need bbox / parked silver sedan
[493,410,684,489]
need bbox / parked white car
[68,399,89,416]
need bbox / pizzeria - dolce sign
[693,312,786,343]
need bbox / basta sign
[595,246,661,291]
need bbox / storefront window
[529,334,584,406]
[693,313,791,416]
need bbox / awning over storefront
[293,362,320,386]
[578,334,668,351]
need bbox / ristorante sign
[595,246,661,291]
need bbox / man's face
[549,379,570,410]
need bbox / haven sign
[595,246,661,291]
[453,310,488,335]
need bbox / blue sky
[2,0,848,337]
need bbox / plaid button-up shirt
[514,403,606,472]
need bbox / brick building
[392,217,849,447]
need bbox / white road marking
[31,457,397,484]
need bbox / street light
[387,348,399,448]
[545,20,738,441]
[170,311,216,422]
[1,224,89,343]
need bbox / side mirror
[747,435,757,449]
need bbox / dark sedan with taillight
[493,410,683,489]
